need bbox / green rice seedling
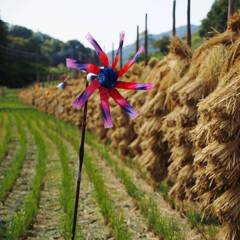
[85,137,183,240]
[83,152,132,240]
[0,113,12,164]
[34,115,83,240]
[38,114,132,240]
[6,117,47,239]
[0,114,27,201]
[25,111,185,240]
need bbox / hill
[108,25,199,63]
[0,20,99,87]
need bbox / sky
[0,0,215,51]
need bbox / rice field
[0,89,218,239]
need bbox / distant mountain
[109,25,199,64]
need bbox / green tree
[0,17,8,45]
[153,36,170,55]
[199,0,240,37]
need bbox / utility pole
[228,0,237,19]
[144,13,148,65]
[136,25,139,53]
[173,0,176,36]
[112,42,114,64]
[187,0,191,47]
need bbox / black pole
[112,42,114,64]
[187,0,191,47]
[120,47,123,69]
[136,25,139,53]
[71,81,89,240]
[144,13,148,65]
[172,0,176,36]
[228,0,236,19]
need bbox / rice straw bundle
[128,37,192,180]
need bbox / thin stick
[187,0,191,47]
[228,0,236,19]
[172,0,176,36]
[144,13,148,65]
[71,81,89,240]
[136,25,139,53]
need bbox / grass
[0,114,27,201]
[38,113,132,240]
[34,114,83,240]
[44,115,183,240]
[86,135,183,240]
[0,113,13,164]
[84,152,132,240]
[6,115,47,239]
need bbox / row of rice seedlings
[45,116,217,240]
[0,114,27,201]
[34,115,83,240]
[39,114,132,240]
[83,151,132,240]
[185,209,219,240]
[0,113,13,164]
[33,113,183,239]
[49,118,183,239]
[85,134,183,240]
[6,114,47,239]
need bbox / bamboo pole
[112,42,114,64]
[71,81,89,240]
[144,13,148,65]
[228,0,237,19]
[136,25,139,53]
[187,0,191,47]
[173,0,176,36]
[120,47,123,69]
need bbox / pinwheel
[63,32,153,240]
[66,32,153,128]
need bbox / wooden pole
[173,0,176,36]
[144,13,148,65]
[120,47,123,69]
[136,25,139,53]
[71,81,89,240]
[187,0,191,47]
[228,0,236,18]
[112,42,114,64]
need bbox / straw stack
[129,37,192,181]
[161,15,240,209]
[189,38,240,239]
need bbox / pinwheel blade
[86,33,109,67]
[99,88,113,128]
[112,32,125,69]
[118,46,144,77]
[116,81,154,90]
[66,58,100,74]
[73,79,100,110]
[108,88,138,119]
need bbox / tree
[199,0,240,37]
[0,18,8,45]
[9,25,33,38]
[154,36,170,55]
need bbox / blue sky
[0,0,215,51]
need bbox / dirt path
[25,134,65,239]
[85,144,159,240]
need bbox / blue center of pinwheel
[98,67,118,89]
